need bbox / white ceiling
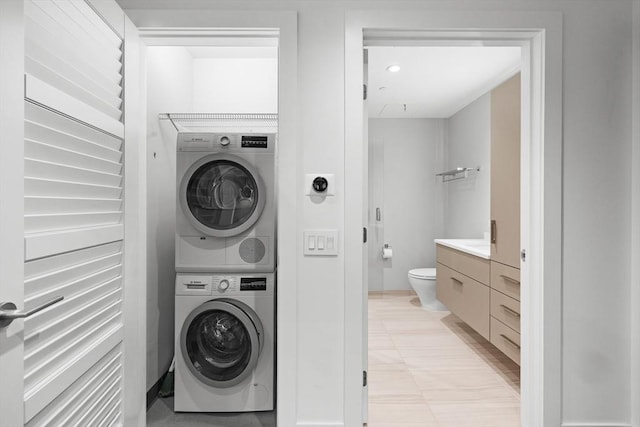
[367,46,521,119]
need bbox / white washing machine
[176,132,276,273]
[174,272,274,412]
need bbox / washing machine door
[180,154,266,237]
[180,298,264,388]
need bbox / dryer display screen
[241,135,268,148]
[240,277,267,291]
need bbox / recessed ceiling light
[386,64,401,73]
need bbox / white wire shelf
[436,167,480,182]
[158,113,278,132]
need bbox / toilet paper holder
[381,243,393,260]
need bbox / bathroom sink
[434,238,490,259]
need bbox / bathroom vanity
[435,239,521,365]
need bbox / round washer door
[180,154,266,237]
[180,298,264,388]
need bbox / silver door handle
[0,296,64,328]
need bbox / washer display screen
[186,160,259,231]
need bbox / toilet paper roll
[382,247,393,259]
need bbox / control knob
[218,279,230,292]
[220,136,230,146]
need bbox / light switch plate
[305,174,335,196]
[303,229,338,256]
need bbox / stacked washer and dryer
[174,130,276,412]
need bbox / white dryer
[176,132,275,272]
[174,272,274,412]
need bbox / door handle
[491,220,497,244]
[0,296,64,328]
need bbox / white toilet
[408,268,448,311]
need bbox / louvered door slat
[25,159,123,187]
[23,1,125,424]
[57,368,120,427]
[25,75,124,138]
[23,329,123,423]
[25,57,122,120]
[25,140,122,175]
[25,121,122,162]
[25,102,122,150]
[82,386,121,427]
[26,1,122,77]
[25,300,122,373]
[25,178,122,199]
[25,263,121,312]
[24,241,122,278]
[25,197,123,215]
[25,349,122,427]
[52,0,121,59]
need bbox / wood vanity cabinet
[490,73,521,269]
[489,73,522,365]
[436,244,490,340]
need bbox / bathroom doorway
[365,44,522,426]
[344,18,564,427]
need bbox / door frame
[125,9,298,426]
[0,1,25,424]
[344,11,563,427]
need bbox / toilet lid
[409,268,436,279]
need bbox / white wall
[145,46,193,390]
[193,57,277,112]
[444,93,491,239]
[368,118,445,291]
[121,1,636,426]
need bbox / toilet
[408,268,448,311]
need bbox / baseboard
[561,423,632,427]
[146,376,163,410]
[296,423,345,427]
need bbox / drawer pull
[499,274,520,285]
[500,334,521,350]
[450,277,463,285]
[500,304,520,317]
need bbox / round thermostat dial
[312,176,328,193]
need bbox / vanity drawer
[490,289,520,333]
[490,261,521,301]
[490,317,520,365]
[436,244,490,284]
[436,262,490,340]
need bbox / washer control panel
[176,273,274,296]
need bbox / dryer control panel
[177,132,275,153]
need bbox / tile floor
[366,291,520,427]
[147,396,276,427]
[147,290,520,426]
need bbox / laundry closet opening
[364,44,524,425]
[142,30,279,423]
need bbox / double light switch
[303,230,338,256]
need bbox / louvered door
[22,0,126,425]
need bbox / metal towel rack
[159,113,278,132]
[436,166,480,183]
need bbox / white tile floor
[366,291,521,427]
[146,396,275,427]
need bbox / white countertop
[434,239,491,259]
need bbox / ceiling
[367,46,521,119]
